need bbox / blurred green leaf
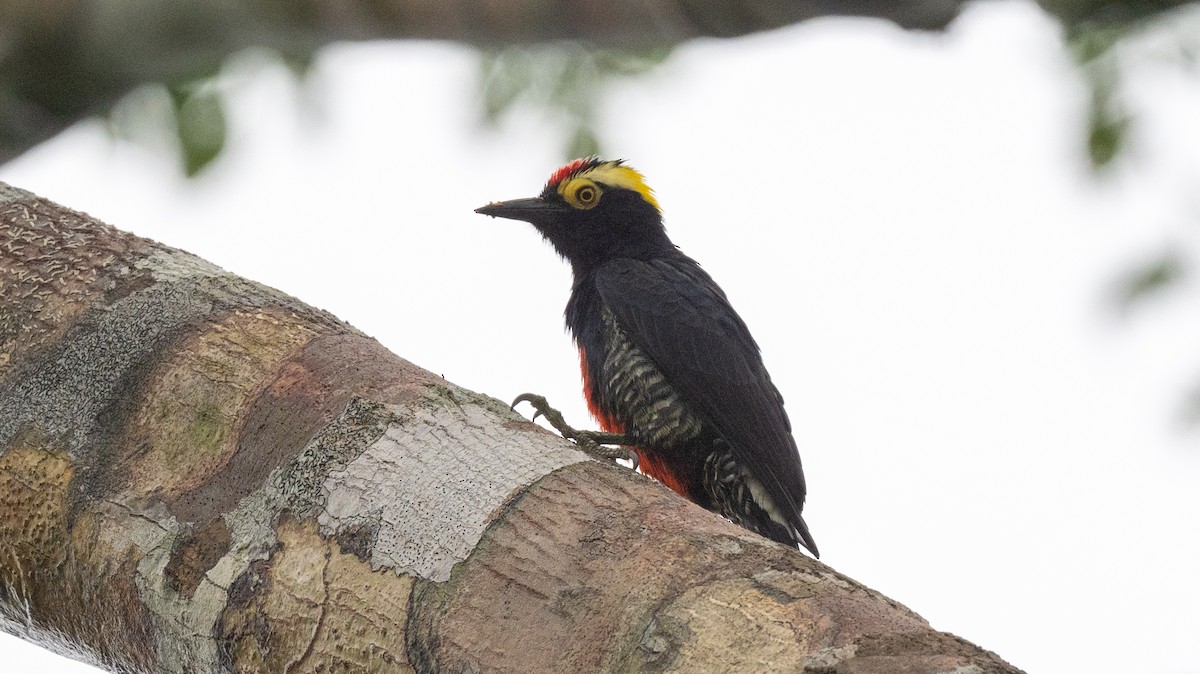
[169,83,227,176]
[1072,30,1129,171]
[1066,23,1126,64]
[1067,10,1200,172]
[477,45,673,159]
[593,47,672,76]
[107,84,176,149]
[549,50,596,117]
[1087,105,1128,168]
[1112,250,1186,313]
[278,50,318,79]
[479,51,532,124]
[106,48,316,178]
[567,125,600,158]
[1066,22,1136,171]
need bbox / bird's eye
[563,180,602,209]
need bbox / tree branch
[0,181,1020,672]
[3,0,1192,164]
[3,0,968,164]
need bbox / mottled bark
[0,181,1020,673]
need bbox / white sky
[3,1,1199,671]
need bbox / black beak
[475,197,558,222]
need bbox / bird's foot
[511,393,638,468]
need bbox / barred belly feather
[597,310,704,449]
[587,310,800,544]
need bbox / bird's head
[476,157,672,270]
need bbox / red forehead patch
[546,157,601,188]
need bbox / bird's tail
[794,516,819,558]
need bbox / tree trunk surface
[0,181,1021,673]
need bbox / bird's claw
[510,392,543,411]
[511,393,572,438]
[511,392,637,467]
[510,393,545,424]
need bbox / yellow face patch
[555,160,661,213]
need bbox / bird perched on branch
[476,158,818,557]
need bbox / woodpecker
[476,158,818,557]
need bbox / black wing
[594,256,816,553]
